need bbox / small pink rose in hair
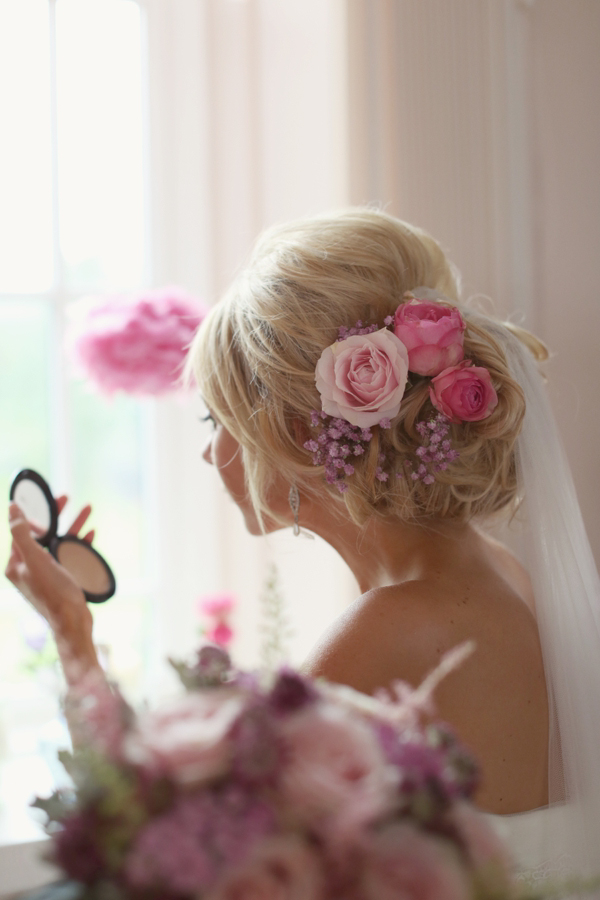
[315,328,409,428]
[394,294,465,376]
[429,361,498,423]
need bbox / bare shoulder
[302,579,486,695]
[303,575,549,812]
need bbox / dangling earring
[288,484,300,536]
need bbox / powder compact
[9,468,116,604]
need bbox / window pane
[0,298,53,685]
[56,0,145,291]
[67,381,153,697]
[68,382,149,585]
[0,0,54,293]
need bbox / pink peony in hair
[394,295,465,377]
[69,286,207,395]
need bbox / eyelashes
[200,412,217,429]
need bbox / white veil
[478,314,600,884]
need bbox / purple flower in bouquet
[126,786,276,895]
[53,810,105,885]
[230,701,282,786]
[268,668,318,716]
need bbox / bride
[6,209,600,884]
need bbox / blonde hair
[187,208,547,529]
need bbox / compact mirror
[9,468,116,604]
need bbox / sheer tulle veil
[476,314,600,882]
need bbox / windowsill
[0,755,61,897]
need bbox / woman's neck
[300,500,478,594]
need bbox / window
[0,0,153,791]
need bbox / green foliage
[31,790,73,823]
[259,564,293,670]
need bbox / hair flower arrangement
[305,289,498,492]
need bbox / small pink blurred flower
[206,623,234,646]
[360,823,470,900]
[207,835,324,900]
[429,360,498,423]
[198,593,237,648]
[394,296,465,377]
[198,593,237,617]
[315,329,409,428]
[123,689,244,786]
[280,704,396,837]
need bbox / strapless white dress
[485,804,576,885]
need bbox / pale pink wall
[346,0,600,565]
[530,0,600,565]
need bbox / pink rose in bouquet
[359,822,470,900]
[208,835,325,900]
[124,688,245,786]
[429,361,498,423]
[315,328,409,427]
[394,298,465,377]
[280,703,396,837]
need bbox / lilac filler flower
[53,810,106,884]
[126,786,276,895]
[230,702,283,786]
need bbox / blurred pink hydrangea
[68,286,207,395]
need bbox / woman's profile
[6,209,600,882]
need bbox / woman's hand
[5,498,101,686]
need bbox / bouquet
[34,644,515,900]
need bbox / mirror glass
[55,541,112,596]
[12,478,51,535]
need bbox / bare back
[303,533,549,815]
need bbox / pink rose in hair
[208,836,324,900]
[360,823,470,900]
[315,329,409,428]
[394,299,465,376]
[429,361,498,423]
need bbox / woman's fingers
[67,504,92,536]
[56,495,68,515]
[8,503,47,566]
[83,529,95,544]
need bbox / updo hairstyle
[187,209,546,529]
